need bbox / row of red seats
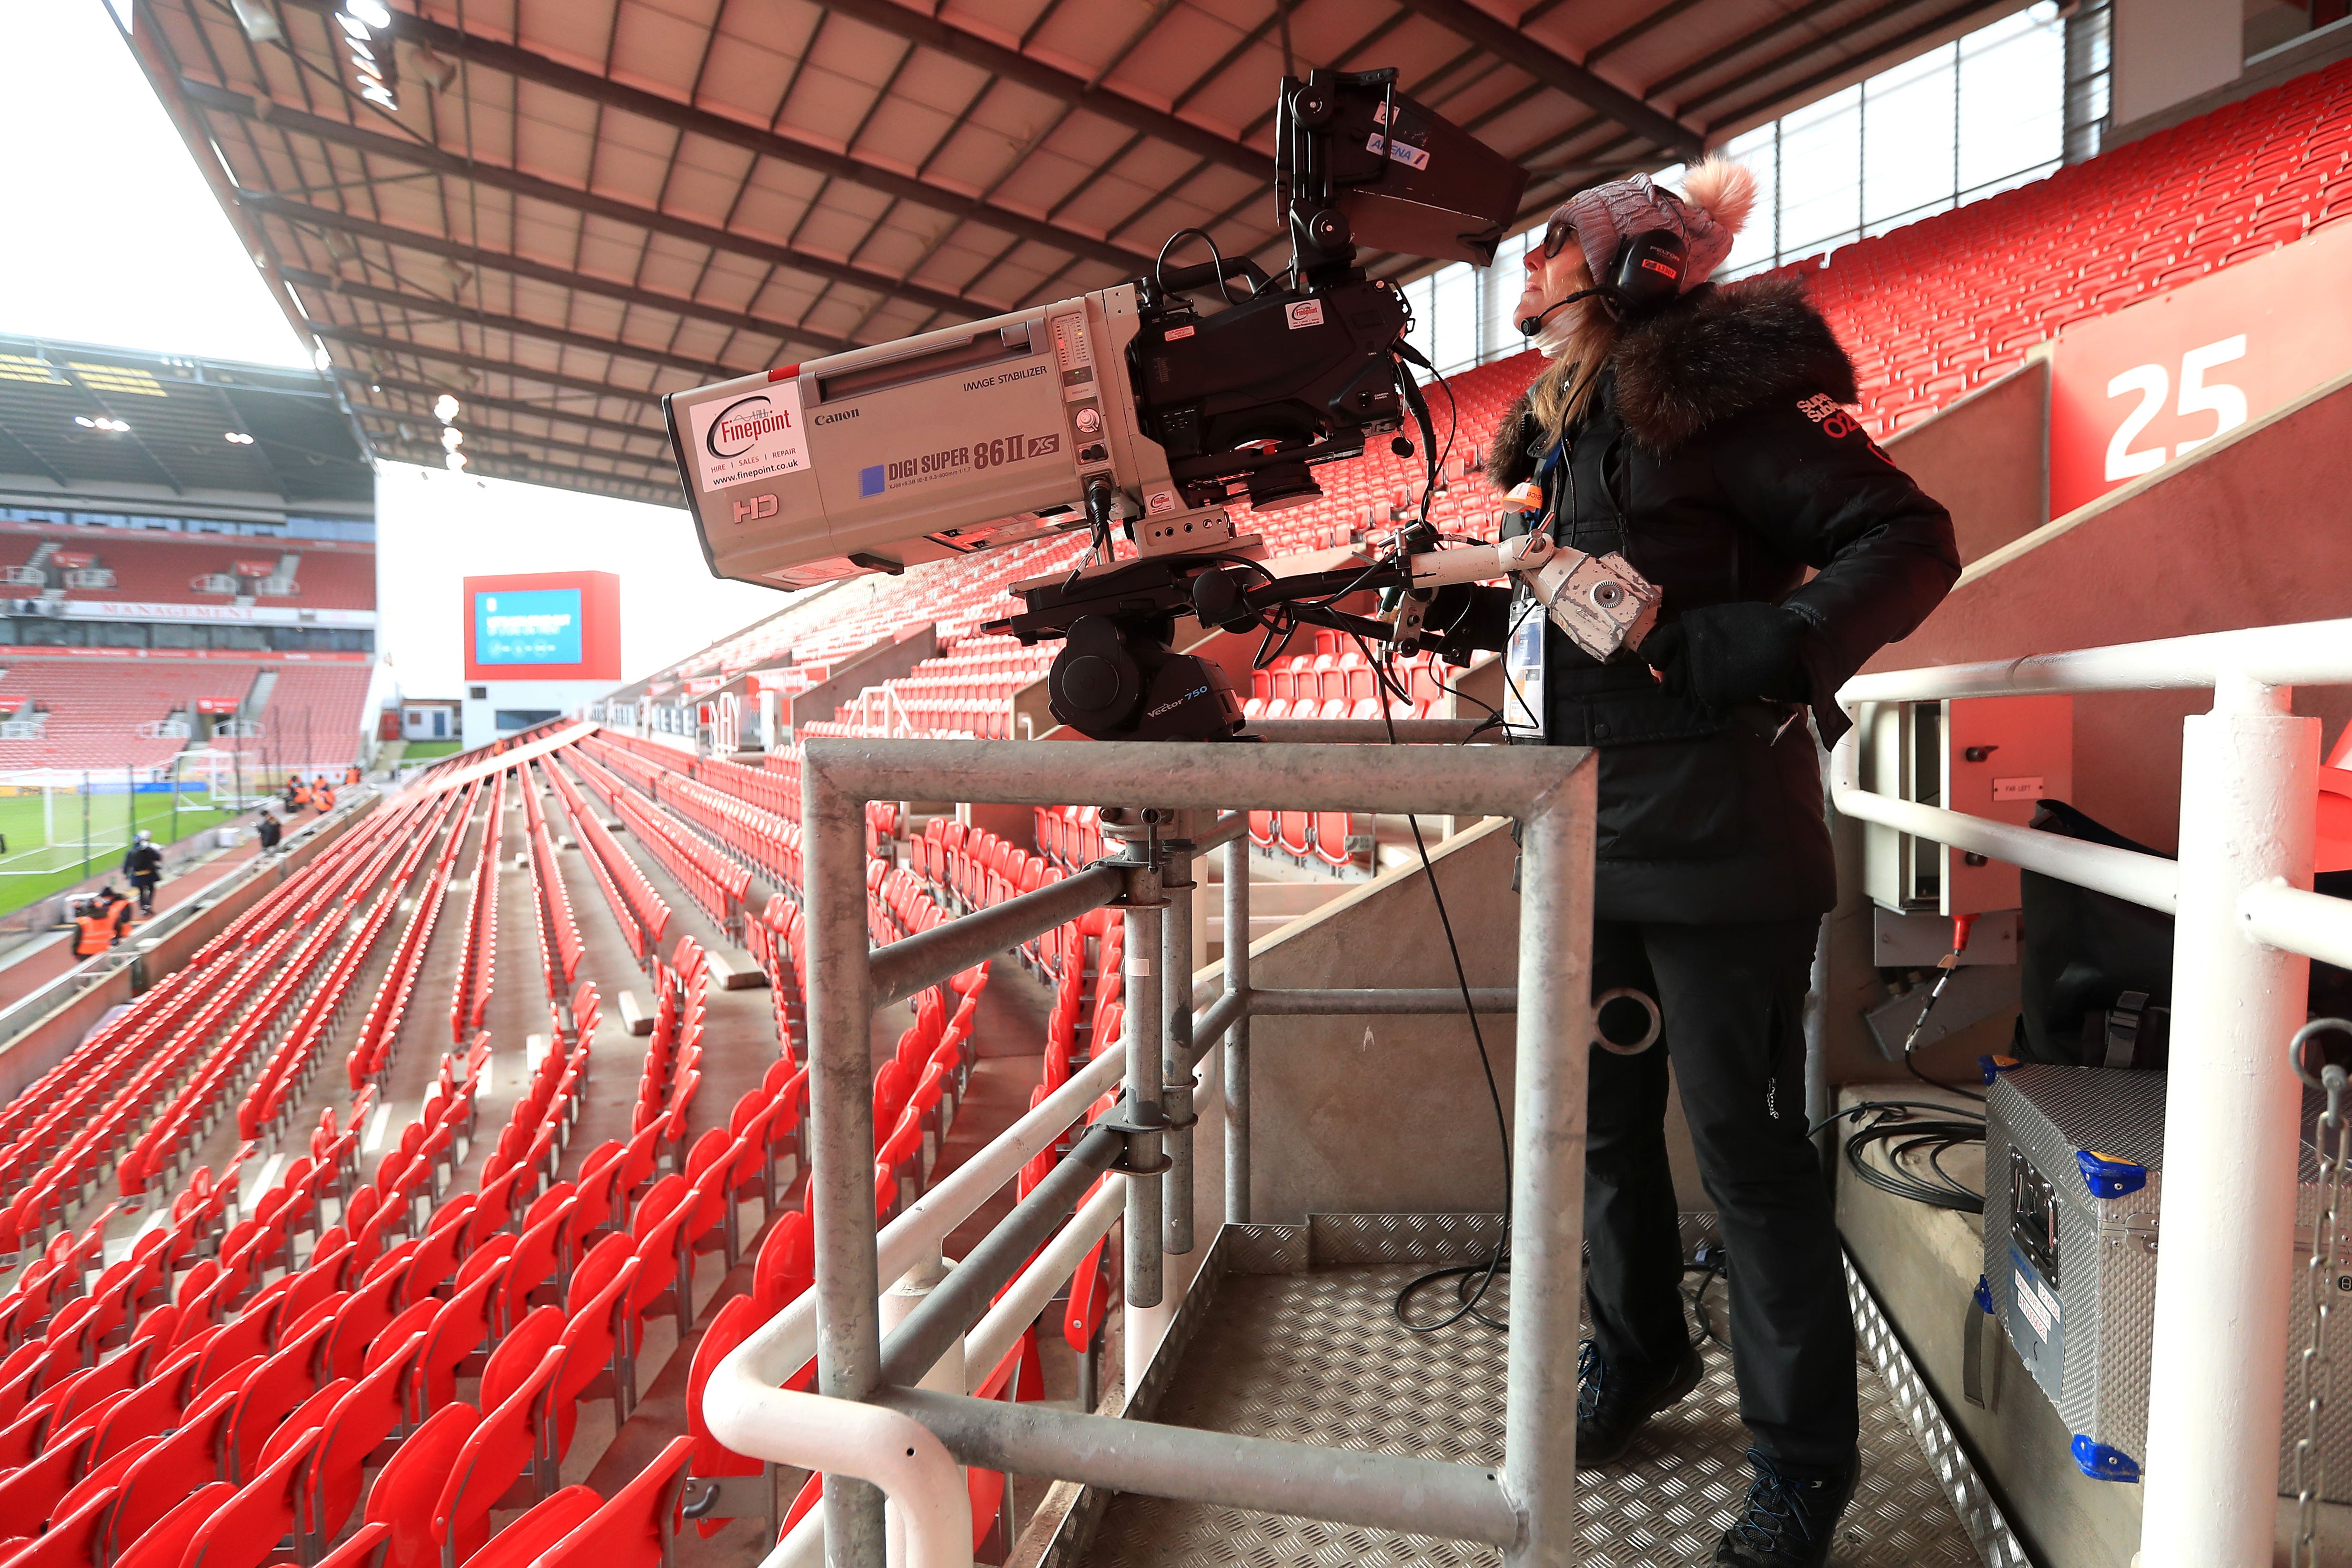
[77,792,441,1217]
[690,750,792,821]
[0,783,808,1568]
[0,963,228,1258]
[872,971,988,1221]
[1032,806,1104,872]
[0,789,456,1246]
[632,942,705,1160]
[539,758,670,962]
[911,818,1087,983]
[744,895,808,1060]
[565,747,749,937]
[578,733,802,893]
[236,860,407,1145]
[520,774,583,994]
[450,774,505,1046]
[345,789,472,1093]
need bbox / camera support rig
[988,530,1661,742]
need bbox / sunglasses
[1540,211,1576,259]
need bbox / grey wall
[2110,0,2243,128]
[1209,816,1707,1225]
[790,624,939,734]
[1881,356,2049,566]
[1860,368,2352,855]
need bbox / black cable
[1906,1046,1987,1103]
[1814,1099,1987,1214]
[1346,642,1514,1334]
[1154,228,1234,303]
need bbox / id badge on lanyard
[1503,593,1545,744]
[1504,438,1571,745]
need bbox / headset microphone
[1516,287,1604,337]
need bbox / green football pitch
[0,791,240,917]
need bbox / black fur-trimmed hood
[1486,276,1857,485]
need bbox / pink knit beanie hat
[1548,156,1757,291]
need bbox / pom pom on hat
[1677,155,1757,237]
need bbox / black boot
[1713,1447,1859,1567]
[1575,1339,1704,1466]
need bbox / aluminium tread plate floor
[1081,1262,1980,1567]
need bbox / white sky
[0,3,308,366]
[0,3,785,691]
[374,464,783,697]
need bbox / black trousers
[131,873,157,912]
[1584,915,1857,1471]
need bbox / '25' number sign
[2102,336,2248,483]
[2047,222,2352,516]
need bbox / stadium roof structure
[0,333,373,516]
[122,0,2032,508]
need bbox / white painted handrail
[2241,877,2352,971]
[1838,617,2352,705]
[965,1173,1127,1390]
[1827,731,2180,911]
[706,1044,1131,1568]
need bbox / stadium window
[496,709,561,730]
[1379,3,2068,373]
[1776,85,1866,261]
[1429,263,1481,376]
[1715,3,2069,277]
[2065,0,2112,163]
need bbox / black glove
[1423,583,1511,666]
[1642,601,1812,709]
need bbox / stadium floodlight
[344,0,394,26]
[223,431,255,445]
[434,395,463,424]
[445,452,468,472]
[73,416,94,429]
[441,427,464,452]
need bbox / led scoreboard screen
[461,571,621,681]
[474,588,583,665]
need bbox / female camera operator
[1426,159,1959,1568]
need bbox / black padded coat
[1444,277,1960,922]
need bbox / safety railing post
[1222,832,1251,1225]
[802,752,889,1567]
[1162,818,1196,1257]
[1120,861,1166,1312]
[2139,673,2319,1568]
[1504,765,1597,1566]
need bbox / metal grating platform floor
[1081,1262,1984,1567]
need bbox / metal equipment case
[1984,1063,2350,1495]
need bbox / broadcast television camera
[665,68,1659,742]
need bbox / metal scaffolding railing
[1832,615,2352,1568]
[704,736,1593,1568]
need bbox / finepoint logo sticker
[689,383,810,491]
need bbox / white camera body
[661,283,1242,592]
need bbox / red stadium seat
[458,1487,603,1568]
[181,1422,323,1568]
[433,1346,566,1564]
[360,1401,481,1568]
[532,1435,695,1568]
